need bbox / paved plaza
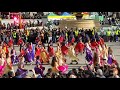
[12,42,120,76]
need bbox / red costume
[59,36,64,43]
[61,45,68,55]
[75,42,85,54]
[91,41,98,49]
[48,46,54,57]
[35,47,41,57]
[97,40,101,45]
[71,37,75,43]
[17,38,23,45]
[100,38,104,45]
[35,37,39,43]
[8,39,13,47]
[19,49,25,57]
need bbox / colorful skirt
[58,65,68,73]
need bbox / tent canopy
[62,12,71,16]
[48,12,58,16]
[48,12,76,21]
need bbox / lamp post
[19,12,22,29]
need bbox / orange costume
[3,44,9,54]
[40,48,50,63]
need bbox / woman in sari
[4,53,14,75]
[48,43,54,57]
[8,37,13,48]
[93,52,100,67]
[15,62,28,78]
[0,54,6,77]
[107,47,115,65]
[35,45,41,58]
[3,43,9,55]
[11,47,19,65]
[40,46,50,64]
[61,42,68,56]
[85,43,93,64]
[68,43,79,64]
[29,43,35,61]
[75,39,85,55]
[19,47,25,57]
[24,48,33,64]
[51,56,60,73]
[57,54,68,74]
[101,45,108,63]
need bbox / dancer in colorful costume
[61,42,68,56]
[8,37,13,48]
[75,39,85,55]
[68,43,79,64]
[4,53,14,74]
[48,41,54,57]
[85,43,93,64]
[11,47,19,65]
[40,46,50,64]
[24,48,33,64]
[35,45,41,58]
[0,54,6,77]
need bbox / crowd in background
[0,12,120,78]
[0,26,119,78]
[0,12,46,19]
[0,20,43,30]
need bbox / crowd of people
[98,28,120,42]
[0,12,46,19]
[0,20,43,30]
[0,26,119,78]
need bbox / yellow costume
[52,62,59,73]
[68,46,79,60]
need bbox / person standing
[44,30,48,43]
[12,31,17,45]
[106,29,111,42]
